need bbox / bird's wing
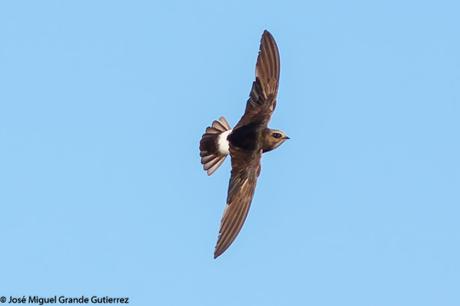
[234,30,281,130]
[214,147,262,258]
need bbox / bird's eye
[272,133,282,139]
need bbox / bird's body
[217,129,232,155]
[199,30,288,258]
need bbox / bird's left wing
[213,148,262,258]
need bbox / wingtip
[262,29,273,38]
[213,244,221,259]
[214,241,227,259]
[213,250,222,259]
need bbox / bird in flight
[199,30,289,258]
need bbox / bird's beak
[283,136,290,140]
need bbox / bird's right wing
[234,30,281,130]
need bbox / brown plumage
[199,117,231,175]
[199,30,289,258]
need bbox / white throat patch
[217,129,232,155]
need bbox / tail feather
[203,155,226,175]
[200,116,231,176]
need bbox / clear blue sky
[1,1,459,305]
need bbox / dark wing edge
[213,150,262,258]
[235,30,281,129]
[256,30,280,101]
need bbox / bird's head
[262,129,290,152]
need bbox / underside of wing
[214,149,262,258]
[255,30,280,101]
[235,30,281,129]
